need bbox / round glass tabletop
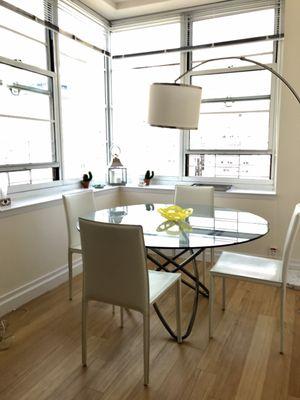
[82,203,268,249]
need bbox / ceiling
[79,0,221,20]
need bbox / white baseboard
[0,260,82,318]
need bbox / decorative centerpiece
[108,145,127,186]
[81,171,92,189]
[144,170,154,186]
[157,205,193,221]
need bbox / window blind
[112,0,283,60]
[0,0,110,55]
[111,0,283,30]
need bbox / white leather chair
[62,190,96,300]
[174,185,215,284]
[209,203,300,354]
[79,218,182,386]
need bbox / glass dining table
[82,203,268,340]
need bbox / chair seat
[210,251,283,284]
[149,270,180,304]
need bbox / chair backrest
[79,218,149,314]
[282,203,300,284]
[174,185,214,216]
[62,190,96,249]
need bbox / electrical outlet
[269,247,278,257]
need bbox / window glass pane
[8,170,30,186]
[186,154,271,180]
[0,6,47,68]
[0,6,46,41]
[192,42,274,69]
[31,168,53,184]
[0,117,53,164]
[58,2,107,50]
[111,23,180,55]
[111,23,181,179]
[190,109,270,150]
[0,64,51,120]
[112,59,180,178]
[7,168,53,186]
[0,63,49,90]
[192,70,271,100]
[193,9,275,45]
[4,0,45,17]
[59,36,107,181]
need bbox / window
[58,3,108,182]
[0,1,58,186]
[0,0,283,191]
[0,0,109,188]
[186,7,280,183]
[111,1,282,187]
[111,23,181,178]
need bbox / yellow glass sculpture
[157,205,193,221]
[156,219,192,235]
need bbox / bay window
[0,0,283,192]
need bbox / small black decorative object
[81,171,93,189]
[144,170,154,186]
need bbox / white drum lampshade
[148,83,202,130]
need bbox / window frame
[181,7,282,189]
[0,54,61,181]
[0,0,110,192]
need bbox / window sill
[0,185,118,217]
[0,183,277,217]
[124,183,277,197]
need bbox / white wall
[0,189,120,316]
[0,0,299,317]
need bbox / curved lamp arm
[148,55,300,130]
[175,56,300,105]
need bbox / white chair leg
[143,313,150,386]
[280,285,286,354]
[222,277,226,311]
[209,274,215,339]
[175,279,182,343]
[68,249,73,301]
[120,307,124,328]
[210,248,214,267]
[202,251,206,285]
[82,299,88,366]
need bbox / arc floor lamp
[148,55,300,130]
[148,55,300,289]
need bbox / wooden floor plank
[288,294,300,398]
[0,268,299,400]
[234,315,274,400]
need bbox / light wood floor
[0,264,299,400]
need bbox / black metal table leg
[148,247,208,340]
